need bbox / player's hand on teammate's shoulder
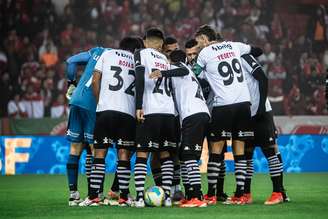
[136,109,145,123]
[149,70,162,79]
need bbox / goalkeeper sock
[66,155,80,191]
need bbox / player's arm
[91,52,105,104]
[236,42,263,57]
[149,64,188,79]
[134,50,145,122]
[92,70,102,104]
[253,67,268,116]
[65,51,91,99]
[66,51,91,83]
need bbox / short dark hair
[144,27,164,40]
[135,36,145,48]
[119,37,143,53]
[185,39,198,49]
[169,49,186,63]
[164,36,177,46]
[216,32,223,41]
[195,25,217,41]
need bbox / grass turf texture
[0,173,327,219]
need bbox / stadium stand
[0,0,327,117]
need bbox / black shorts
[246,111,277,148]
[208,102,254,141]
[179,113,210,161]
[93,110,136,150]
[136,114,177,152]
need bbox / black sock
[89,158,105,199]
[234,155,247,197]
[67,155,80,191]
[267,155,282,192]
[276,152,285,191]
[111,170,119,192]
[180,161,191,200]
[135,157,148,200]
[161,158,174,198]
[207,154,223,196]
[216,156,225,195]
[244,158,254,194]
[152,168,162,186]
[117,160,131,199]
[172,164,181,186]
[185,160,202,199]
[85,153,93,196]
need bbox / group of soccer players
[65,24,289,208]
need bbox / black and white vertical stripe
[185,160,201,187]
[207,160,221,187]
[85,154,93,178]
[134,158,148,200]
[268,155,282,177]
[89,159,106,198]
[235,159,247,192]
[117,160,131,198]
[180,161,190,186]
[161,158,174,198]
[218,161,226,179]
[246,159,254,180]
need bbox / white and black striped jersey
[241,54,271,117]
[134,48,175,115]
[196,41,251,107]
[94,49,136,117]
[170,63,210,123]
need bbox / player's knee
[232,140,246,156]
[262,146,276,158]
[70,142,83,155]
[159,151,171,159]
[118,149,130,161]
[94,149,107,159]
[137,151,148,159]
[210,140,226,154]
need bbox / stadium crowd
[0,0,327,118]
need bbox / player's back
[136,48,175,115]
[241,54,272,116]
[197,41,251,107]
[96,49,136,117]
[70,47,105,112]
[171,63,209,122]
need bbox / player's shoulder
[144,48,167,59]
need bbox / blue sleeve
[66,51,91,81]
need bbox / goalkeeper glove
[66,84,76,100]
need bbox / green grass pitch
[0,173,327,219]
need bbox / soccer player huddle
[65,25,289,208]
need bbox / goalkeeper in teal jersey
[65,47,106,206]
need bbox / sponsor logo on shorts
[184,146,190,150]
[103,137,109,144]
[195,144,201,151]
[238,131,254,137]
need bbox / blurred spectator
[258,42,276,73]
[22,85,44,118]
[308,5,327,53]
[0,73,14,117]
[39,42,58,67]
[284,84,306,115]
[51,93,68,118]
[7,94,28,118]
[0,0,327,117]
[267,57,287,115]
